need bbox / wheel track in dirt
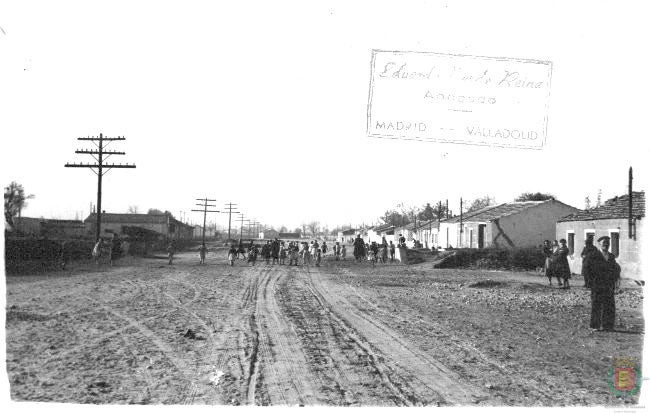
[298,266,419,406]
[332,265,560,402]
[279,265,398,406]
[240,264,319,405]
[306,265,488,405]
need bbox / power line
[64,133,136,241]
[222,202,240,241]
[191,198,219,245]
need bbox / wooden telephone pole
[65,133,136,241]
[191,198,219,245]
[222,202,240,241]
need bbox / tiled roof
[373,223,395,233]
[558,191,645,222]
[415,220,440,230]
[445,200,562,223]
[340,229,356,235]
[84,213,169,224]
[278,232,301,238]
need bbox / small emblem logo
[608,356,642,395]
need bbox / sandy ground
[5,248,644,406]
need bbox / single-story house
[366,224,395,244]
[414,220,440,249]
[338,228,357,244]
[259,229,280,239]
[556,191,644,280]
[84,213,194,240]
[439,199,581,249]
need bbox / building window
[610,230,620,257]
[567,232,575,256]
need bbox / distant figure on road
[542,240,553,285]
[167,241,176,265]
[554,239,571,289]
[580,238,598,288]
[586,236,621,332]
[248,244,258,265]
[271,238,280,265]
[548,240,563,287]
[341,244,347,260]
[389,241,396,263]
[199,243,207,265]
[369,241,379,267]
[321,242,328,256]
[279,243,286,265]
[228,244,237,266]
[334,242,341,261]
[398,234,406,248]
[353,235,365,261]
[289,245,299,266]
[302,242,311,265]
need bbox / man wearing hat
[585,236,621,331]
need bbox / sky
[2,0,650,232]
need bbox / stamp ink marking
[367,50,552,149]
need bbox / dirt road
[6,250,644,405]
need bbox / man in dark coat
[586,236,621,331]
[580,238,598,288]
[353,235,365,261]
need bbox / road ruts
[304,265,490,405]
[239,265,319,406]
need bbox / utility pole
[65,133,136,241]
[446,199,449,219]
[236,215,248,240]
[458,196,463,248]
[222,202,240,241]
[191,198,219,245]
[629,167,635,239]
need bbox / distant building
[556,191,644,279]
[439,199,580,249]
[338,228,357,244]
[258,229,280,239]
[11,217,86,238]
[367,224,395,244]
[414,220,440,249]
[278,232,301,240]
[84,213,193,240]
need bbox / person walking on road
[228,244,237,266]
[580,237,598,288]
[279,242,286,265]
[389,241,396,263]
[554,239,572,288]
[167,241,175,265]
[341,244,347,261]
[353,235,364,261]
[548,240,563,286]
[586,236,621,332]
[199,243,207,265]
[248,244,258,266]
[542,240,553,285]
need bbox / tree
[417,203,435,221]
[584,195,591,210]
[514,192,555,202]
[127,205,139,214]
[293,227,302,236]
[279,225,288,233]
[307,221,320,237]
[4,181,34,227]
[465,195,495,213]
[147,208,164,215]
[596,189,602,208]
